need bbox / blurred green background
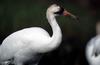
[0,0,100,65]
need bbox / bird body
[0,4,75,65]
[86,22,100,65]
[86,36,100,65]
[0,27,50,60]
[0,4,62,65]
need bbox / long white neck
[46,11,62,49]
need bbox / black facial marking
[54,7,64,15]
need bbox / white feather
[0,4,63,65]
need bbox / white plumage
[86,22,100,65]
[0,4,75,65]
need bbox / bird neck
[46,12,62,48]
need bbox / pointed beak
[63,10,79,22]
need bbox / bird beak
[63,10,79,22]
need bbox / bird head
[47,4,78,20]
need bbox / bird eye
[54,7,64,15]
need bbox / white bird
[0,4,76,65]
[86,22,100,65]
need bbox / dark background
[0,0,100,65]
